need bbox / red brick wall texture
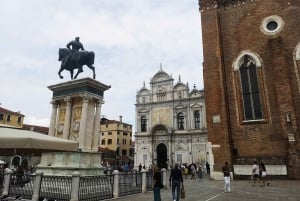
[199,0,300,178]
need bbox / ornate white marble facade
[134,67,209,169]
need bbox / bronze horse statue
[58,48,96,79]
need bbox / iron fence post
[70,171,80,201]
[162,168,168,189]
[141,169,147,193]
[113,170,119,198]
[2,168,12,197]
[32,172,43,201]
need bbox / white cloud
[24,116,50,127]
[0,0,203,129]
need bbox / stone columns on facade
[78,95,89,151]
[92,99,102,152]
[63,97,72,139]
[48,100,58,136]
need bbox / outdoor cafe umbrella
[0,127,78,152]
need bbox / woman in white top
[252,160,261,187]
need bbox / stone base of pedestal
[36,151,104,176]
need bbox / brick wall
[200,0,300,178]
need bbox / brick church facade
[199,0,300,179]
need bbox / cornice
[198,0,255,12]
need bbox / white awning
[0,127,78,151]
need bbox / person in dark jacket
[169,163,183,201]
[153,166,163,201]
[222,162,231,192]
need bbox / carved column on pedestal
[63,97,72,139]
[78,95,89,151]
[48,100,58,136]
[92,99,102,152]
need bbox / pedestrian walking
[190,164,196,180]
[169,163,183,201]
[153,166,163,201]
[260,161,270,187]
[184,165,188,179]
[206,162,210,174]
[252,160,261,187]
[197,164,203,181]
[222,161,231,193]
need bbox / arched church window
[177,112,184,130]
[141,116,147,132]
[239,55,263,120]
[194,111,200,129]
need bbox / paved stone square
[115,176,300,201]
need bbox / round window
[266,21,278,31]
[260,15,284,36]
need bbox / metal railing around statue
[0,168,167,201]
[39,175,72,201]
[118,171,142,196]
[146,171,153,191]
[8,173,35,200]
[79,175,114,201]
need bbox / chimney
[119,115,123,123]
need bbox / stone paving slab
[114,177,300,201]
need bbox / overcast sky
[0,0,203,131]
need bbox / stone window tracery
[141,116,147,132]
[178,91,182,99]
[239,55,263,120]
[194,110,201,129]
[177,112,185,130]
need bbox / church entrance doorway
[156,143,167,169]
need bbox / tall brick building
[199,0,300,179]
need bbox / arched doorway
[156,143,167,169]
[11,155,21,169]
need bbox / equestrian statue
[58,37,96,79]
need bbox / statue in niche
[58,37,96,80]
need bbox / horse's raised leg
[58,67,64,79]
[87,65,96,79]
[74,66,83,79]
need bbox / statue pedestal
[36,152,104,176]
[38,78,110,175]
[48,78,110,152]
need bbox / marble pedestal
[36,152,104,176]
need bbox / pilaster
[48,100,58,136]
[78,95,90,151]
[63,97,72,139]
[92,99,102,152]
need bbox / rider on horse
[58,37,96,79]
[67,36,85,51]
[62,37,85,72]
